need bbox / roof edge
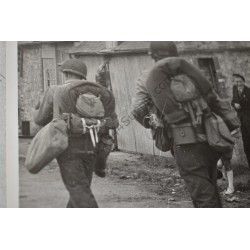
[18,41,74,46]
[70,46,250,56]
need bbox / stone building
[18,41,75,135]
[18,41,115,135]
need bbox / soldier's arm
[33,87,53,126]
[95,61,109,88]
[131,72,153,128]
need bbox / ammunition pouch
[171,123,198,145]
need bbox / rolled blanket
[34,80,117,126]
[145,57,213,124]
[54,80,116,118]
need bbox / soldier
[132,42,239,208]
[94,59,119,177]
[34,59,117,208]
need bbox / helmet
[149,41,178,57]
[60,59,87,79]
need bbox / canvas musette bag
[76,92,105,118]
[25,118,69,174]
[204,112,234,154]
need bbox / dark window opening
[197,57,228,98]
[198,58,219,93]
[57,50,69,66]
[22,121,30,136]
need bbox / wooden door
[109,54,169,156]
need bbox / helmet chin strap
[64,72,83,81]
[149,51,177,62]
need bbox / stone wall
[177,41,250,52]
[18,44,43,135]
[18,42,73,135]
[180,49,250,97]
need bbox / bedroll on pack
[51,80,116,120]
[146,58,213,124]
[34,81,116,127]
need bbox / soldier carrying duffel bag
[26,59,118,208]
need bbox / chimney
[105,41,118,49]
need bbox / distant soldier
[94,59,119,177]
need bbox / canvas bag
[76,92,105,118]
[204,112,234,154]
[152,127,171,152]
[25,119,68,174]
[206,95,240,132]
[170,74,200,103]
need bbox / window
[57,50,70,85]
[198,58,218,90]
[57,50,69,66]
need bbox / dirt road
[20,162,187,208]
[19,138,192,208]
[19,138,250,208]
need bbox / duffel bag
[25,118,68,174]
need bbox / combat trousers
[57,136,98,208]
[174,143,222,208]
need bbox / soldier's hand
[234,103,241,110]
[61,113,70,122]
[150,114,164,129]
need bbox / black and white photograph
[1,1,250,249]
[17,41,250,208]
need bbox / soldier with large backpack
[31,59,118,208]
[132,42,240,208]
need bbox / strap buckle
[81,118,101,148]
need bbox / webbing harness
[81,118,101,148]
